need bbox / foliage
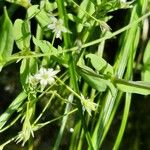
[0,0,150,149]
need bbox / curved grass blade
[91,4,141,149]
[0,91,27,129]
[113,93,131,150]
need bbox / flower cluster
[29,67,59,91]
[48,16,71,39]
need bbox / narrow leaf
[115,79,150,95]
[86,53,113,74]
[142,40,150,82]
[27,5,39,19]
[13,19,31,50]
[77,66,116,96]
[0,91,27,129]
[5,0,31,8]
[32,36,54,53]
[77,66,107,92]
[27,5,52,28]
[0,7,14,70]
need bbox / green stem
[56,0,70,48]
[113,93,131,150]
[56,1,94,149]
[33,109,78,131]
[52,33,56,46]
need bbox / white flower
[48,16,70,39]
[35,67,59,90]
[81,94,98,116]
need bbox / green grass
[0,0,150,149]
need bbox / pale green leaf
[0,7,14,58]
[27,5,39,19]
[44,0,57,12]
[143,40,150,64]
[86,53,113,74]
[27,5,51,28]
[77,0,95,32]
[77,66,107,92]
[5,0,31,8]
[77,65,115,93]
[142,70,150,82]
[13,19,31,50]
[32,36,58,55]
[116,79,150,95]
[32,36,51,53]
[35,9,51,28]
[142,40,150,82]
[0,91,27,130]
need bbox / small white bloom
[35,67,59,90]
[48,16,70,39]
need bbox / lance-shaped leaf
[5,0,31,8]
[0,7,14,70]
[13,19,31,51]
[27,5,52,28]
[114,78,150,95]
[0,91,27,130]
[86,53,114,74]
[142,40,150,82]
[77,65,116,95]
[32,36,57,54]
[32,36,63,66]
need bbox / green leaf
[13,19,31,50]
[27,5,39,19]
[0,7,14,70]
[86,53,113,74]
[77,0,95,32]
[27,5,52,28]
[33,36,65,66]
[142,40,150,82]
[5,0,31,8]
[44,0,57,12]
[142,70,150,82]
[79,70,107,92]
[0,91,27,130]
[35,10,51,28]
[77,66,116,94]
[115,79,150,95]
[143,40,150,64]
[32,36,55,54]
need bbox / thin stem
[0,114,21,133]
[33,92,55,125]
[56,77,81,100]
[33,108,78,131]
[52,33,56,46]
